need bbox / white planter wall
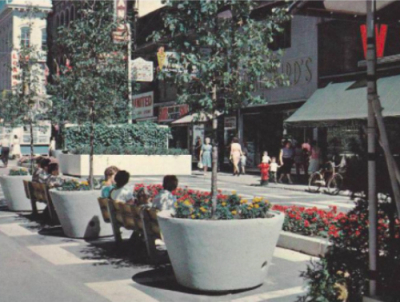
[0,175,45,211]
[157,211,284,292]
[49,190,113,239]
[58,154,192,177]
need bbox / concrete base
[277,231,331,257]
[157,210,284,292]
[0,175,46,212]
[49,190,113,239]
[58,154,192,177]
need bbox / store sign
[132,92,154,119]
[224,116,237,130]
[11,51,19,87]
[360,24,387,59]
[158,104,189,122]
[131,58,153,82]
[113,0,128,43]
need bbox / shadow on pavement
[79,239,154,269]
[132,266,262,297]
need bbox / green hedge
[64,123,171,150]
[70,145,189,155]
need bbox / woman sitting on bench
[46,163,64,188]
[110,170,134,204]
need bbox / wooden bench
[97,197,162,261]
[23,180,59,224]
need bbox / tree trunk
[89,101,95,190]
[30,121,34,174]
[211,84,218,218]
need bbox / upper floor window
[60,13,65,26]
[42,29,47,51]
[70,6,75,21]
[20,27,30,48]
[66,9,69,25]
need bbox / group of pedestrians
[0,135,21,168]
[277,139,321,184]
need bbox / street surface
[0,163,355,302]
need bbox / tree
[0,6,50,173]
[152,0,290,217]
[48,0,135,188]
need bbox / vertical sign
[132,91,154,119]
[113,0,128,43]
[131,58,154,82]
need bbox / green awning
[285,74,400,126]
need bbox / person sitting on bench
[110,170,134,204]
[101,166,119,198]
[38,158,51,184]
[152,175,178,211]
[46,163,64,188]
[32,157,43,182]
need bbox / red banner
[158,104,189,122]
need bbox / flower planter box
[0,175,45,211]
[157,210,284,292]
[277,231,331,257]
[49,190,113,239]
[58,154,192,177]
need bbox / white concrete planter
[49,190,113,239]
[277,231,331,257]
[0,175,45,212]
[58,154,192,177]
[157,211,284,292]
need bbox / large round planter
[49,190,113,239]
[0,175,45,211]
[157,211,284,292]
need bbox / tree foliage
[151,0,290,113]
[48,0,134,125]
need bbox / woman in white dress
[11,135,21,159]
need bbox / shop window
[269,20,291,51]
[20,27,30,48]
[41,29,47,51]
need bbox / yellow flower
[240,199,247,204]
[174,202,178,208]
[231,210,237,215]
[221,202,227,206]
[334,283,348,301]
[191,214,196,219]
[200,207,207,213]
[183,200,192,206]
[254,204,259,209]
[336,271,343,275]
[232,190,237,195]
[81,181,89,186]
[253,197,262,203]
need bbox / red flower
[304,220,310,227]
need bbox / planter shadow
[78,239,155,268]
[132,267,261,296]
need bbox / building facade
[0,0,51,94]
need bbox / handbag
[198,161,204,169]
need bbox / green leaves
[151,0,290,115]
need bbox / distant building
[0,0,52,94]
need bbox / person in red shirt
[258,158,270,186]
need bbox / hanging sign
[131,58,153,82]
[224,116,237,130]
[158,104,189,122]
[113,0,128,43]
[132,92,154,119]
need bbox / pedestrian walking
[278,141,294,184]
[0,136,12,168]
[11,135,21,159]
[230,137,243,176]
[194,136,202,161]
[308,140,321,174]
[200,137,212,175]
[302,139,311,177]
[294,143,303,178]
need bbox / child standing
[269,157,280,184]
[262,151,271,164]
[240,152,247,175]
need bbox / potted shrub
[151,0,289,292]
[158,193,284,291]
[49,179,113,239]
[0,168,43,211]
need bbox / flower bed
[9,167,29,176]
